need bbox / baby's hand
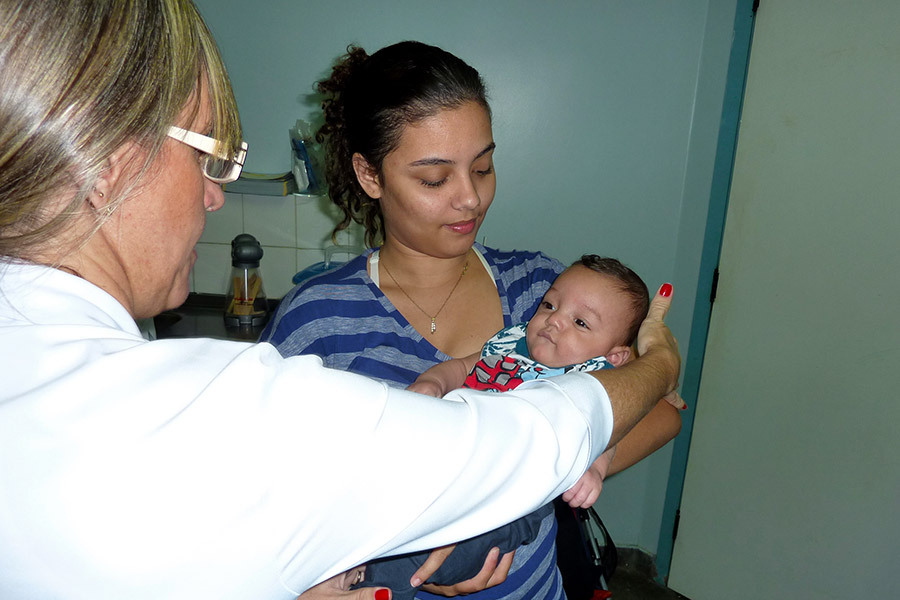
[562,447,616,508]
[407,379,444,398]
[561,469,604,509]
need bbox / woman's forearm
[589,346,679,448]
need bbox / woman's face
[109,80,225,318]
[366,101,496,259]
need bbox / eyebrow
[581,304,603,322]
[547,286,604,322]
[408,142,496,167]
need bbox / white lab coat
[0,262,613,600]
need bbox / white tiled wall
[193,192,364,299]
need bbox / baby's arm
[560,445,617,509]
[408,351,482,397]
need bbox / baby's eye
[574,319,589,329]
[541,301,555,311]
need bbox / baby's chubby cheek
[528,338,554,365]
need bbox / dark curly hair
[316,41,490,247]
[574,255,650,346]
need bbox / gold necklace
[382,258,469,334]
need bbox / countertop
[153,293,279,342]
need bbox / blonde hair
[0,0,241,260]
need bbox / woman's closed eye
[420,177,447,188]
[420,167,491,188]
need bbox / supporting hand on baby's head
[663,391,687,410]
[635,283,681,397]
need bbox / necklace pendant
[430,318,436,334]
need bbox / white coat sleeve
[0,332,612,599]
[244,344,614,592]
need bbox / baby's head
[525,255,649,368]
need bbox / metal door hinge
[710,268,720,304]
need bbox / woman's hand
[296,567,390,600]
[662,391,687,410]
[415,545,515,597]
[635,283,681,395]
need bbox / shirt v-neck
[366,245,504,359]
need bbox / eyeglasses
[166,126,248,184]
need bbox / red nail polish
[659,283,673,297]
[375,589,391,600]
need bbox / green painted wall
[194,0,739,555]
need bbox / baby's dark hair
[316,41,490,247]
[574,255,649,346]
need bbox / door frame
[655,0,758,581]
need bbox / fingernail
[680,404,688,410]
[658,283,673,297]
[375,589,391,600]
[410,576,422,586]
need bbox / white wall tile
[200,192,244,244]
[243,194,296,248]
[193,242,232,295]
[259,245,297,299]
[343,221,367,250]
[295,248,326,274]
[296,194,342,249]
[192,194,366,298]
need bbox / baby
[356,255,653,599]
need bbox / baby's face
[526,265,634,368]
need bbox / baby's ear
[606,345,632,368]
